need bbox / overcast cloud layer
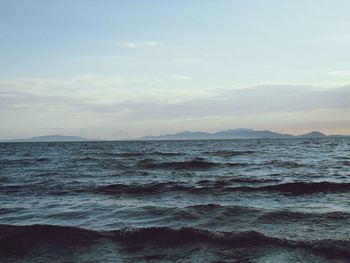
[1,76,349,139]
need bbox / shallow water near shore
[0,138,349,262]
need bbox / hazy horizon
[1,0,350,140]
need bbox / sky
[0,0,350,140]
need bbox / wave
[0,157,50,165]
[4,180,349,196]
[117,151,181,157]
[113,152,145,157]
[0,225,349,259]
[0,224,99,257]
[257,210,350,222]
[0,185,23,193]
[341,160,350,166]
[5,181,347,196]
[138,158,247,170]
[138,158,220,170]
[203,150,255,157]
[96,181,350,196]
[115,204,261,222]
[256,181,350,194]
[197,177,280,186]
[96,182,191,195]
[149,151,183,156]
[72,156,97,162]
[60,151,182,162]
[265,160,305,168]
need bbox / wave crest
[1,225,349,258]
[96,181,350,196]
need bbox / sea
[0,138,349,262]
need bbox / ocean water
[0,138,349,262]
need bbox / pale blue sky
[1,0,350,139]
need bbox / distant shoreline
[1,135,349,143]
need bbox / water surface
[0,138,349,262]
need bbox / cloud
[327,70,350,77]
[143,41,159,47]
[114,85,350,120]
[118,41,160,48]
[0,74,164,93]
[1,76,349,123]
[170,75,191,81]
[1,79,350,138]
[119,42,139,48]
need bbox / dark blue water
[0,138,349,262]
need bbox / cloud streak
[111,85,350,120]
[118,41,160,48]
[170,75,191,81]
[1,76,349,120]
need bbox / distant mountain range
[139,128,328,140]
[1,135,90,142]
[1,129,347,142]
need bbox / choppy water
[0,138,349,262]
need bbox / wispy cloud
[170,75,191,81]
[118,41,160,48]
[115,84,350,120]
[327,70,350,77]
[119,42,139,48]
[0,75,168,109]
[143,41,159,47]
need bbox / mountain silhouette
[139,128,326,140]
